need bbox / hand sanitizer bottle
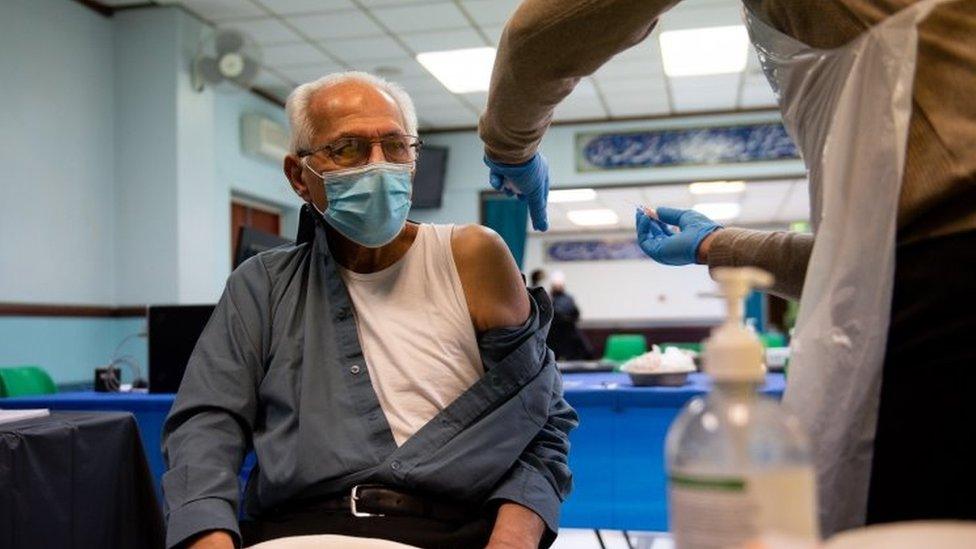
[666,268,818,548]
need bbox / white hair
[285,71,418,154]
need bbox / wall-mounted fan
[192,28,263,93]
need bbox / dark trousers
[240,500,495,549]
[866,229,976,523]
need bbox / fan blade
[215,30,244,56]
[197,56,224,85]
[232,58,260,87]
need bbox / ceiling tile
[553,96,607,122]
[276,62,345,83]
[460,0,522,26]
[669,73,740,112]
[738,180,792,224]
[325,35,410,63]
[285,10,386,40]
[370,2,469,33]
[410,89,466,111]
[359,0,434,6]
[396,75,450,93]
[219,17,300,45]
[346,56,429,79]
[642,185,698,209]
[400,28,486,53]
[254,0,355,15]
[260,42,330,67]
[418,109,478,129]
[596,58,664,81]
[460,91,489,112]
[178,0,265,22]
[598,75,669,96]
[605,94,671,118]
[253,67,294,88]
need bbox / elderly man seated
[161,71,577,549]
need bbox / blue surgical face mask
[305,160,413,248]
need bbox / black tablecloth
[0,411,165,549]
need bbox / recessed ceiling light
[688,180,746,195]
[416,47,496,93]
[549,188,597,203]
[567,208,619,227]
[693,202,741,221]
[660,25,749,77]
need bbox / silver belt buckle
[350,485,385,518]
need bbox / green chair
[0,366,57,398]
[602,334,648,364]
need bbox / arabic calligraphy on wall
[576,122,799,172]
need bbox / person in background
[547,272,593,361]
[478,0,976,537]
[529,269,547,289]
[162,71,576,549]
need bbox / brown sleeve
[478,0,677,164]
[707,228,814,301]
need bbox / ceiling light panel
[416,47,496,93]
[660,25,749,77]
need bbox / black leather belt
[281,485,477,523]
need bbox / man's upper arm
[161,256,271,548]
[479,0,676,163]
[451,224,531,333]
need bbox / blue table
[0,372,785,531]
[558,372,785,531]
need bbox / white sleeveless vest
[339,224,483,446]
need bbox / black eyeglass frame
[296,134,423,166]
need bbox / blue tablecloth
[0,372,785,531]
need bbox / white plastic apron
[743,0,950,537]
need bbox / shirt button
[349,364,361,375]
[390,460,401,471]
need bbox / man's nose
[368,142,386,164]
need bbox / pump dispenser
[704,268,772,383]
[665,268,818,548]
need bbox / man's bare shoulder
[450,224,530,332]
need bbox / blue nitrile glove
[635,206,722,266]
[484,152,550,232]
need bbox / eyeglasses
[298,135,422,168]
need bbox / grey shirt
[161,218,578,548]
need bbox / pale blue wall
[0,1,294,385]
[0,0,117,304]
[0,317,146,386]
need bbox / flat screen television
[412,145,448,209]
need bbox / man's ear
[284,154,311,201]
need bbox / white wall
[523,231,723,324]
[0,0,117,304]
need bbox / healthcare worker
[479,0,976,537]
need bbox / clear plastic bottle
[665,268,818,549]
